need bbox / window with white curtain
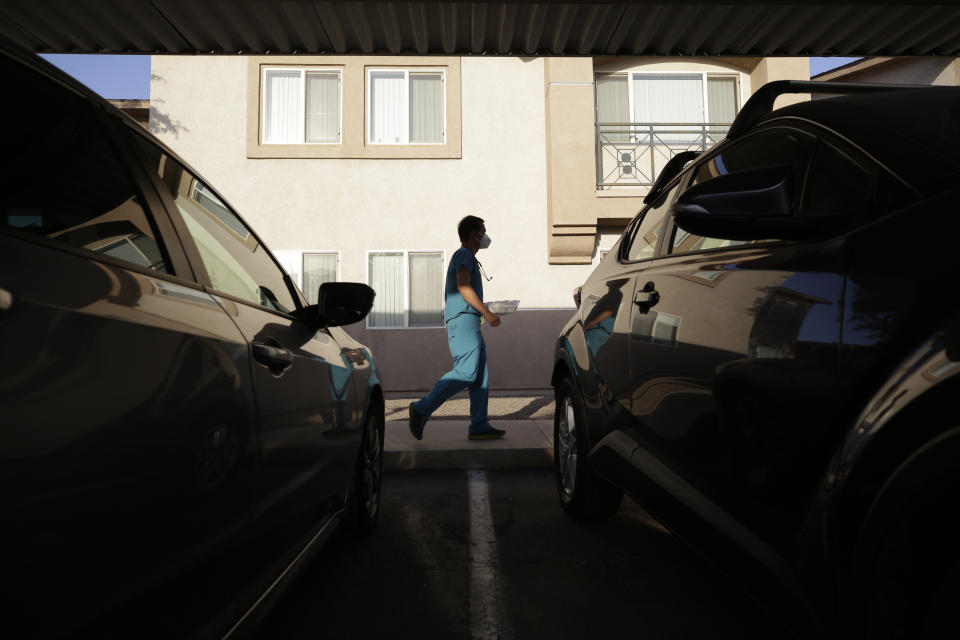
[263,68,340,144]
[408,252,444,327]
[367,250,444,328]
[595,72,739,142]
[302,252,339,305]
[368,69,445,145]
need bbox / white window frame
[596,71,743,133]
[366,68,447,146]
[261,67,342,145]
[300,250,341,302]
[365,249,446,329]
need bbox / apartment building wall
[149,54,808,390]
[813,56,960,86]
[151,55,593,390]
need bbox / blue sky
[38,53,861,100]
[39,54,151,99]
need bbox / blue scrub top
[443,247,483,323]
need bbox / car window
[800,140,872,217]
[132,137,296,313]
[672,128,816,254]
[1,59,170,274]
[626,183,677,261]
[690,127,816,202]
[801,139,914,218]
[671,226,754,253]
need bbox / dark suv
[0,42,384,637]
[552,81,960,639]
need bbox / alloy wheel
[557,396,578,498]
[362,413,383,519]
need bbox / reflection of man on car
[582,278,629,357]
[330,346,378,432]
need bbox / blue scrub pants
[414,314,490,429]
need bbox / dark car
[0,43,384,638]
[551,80,960,639]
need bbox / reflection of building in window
[48,205,168,273]
[672,226,753,254]
[192,182,249,240]
[632,310,681,346]
[367,250,444,328]
[95,232,165,270]
[923,358,960,382]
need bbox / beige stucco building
[149,54,809,391]
[811,56,960,85]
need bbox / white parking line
[467,470,509,640]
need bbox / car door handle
[634,282,660,313]
[252,341,293,374]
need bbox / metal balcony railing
[595,122,731,188]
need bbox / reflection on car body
[0,40,384,639]
[552,80,960,639]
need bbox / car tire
[554,376,623,519]
[343,398,385,537]
[846,439,960,640]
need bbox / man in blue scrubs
[409,215,505,441]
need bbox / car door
[130,137,363,546]
[625,126,859,551]
[576,181,678,439]
[0,57,257,636]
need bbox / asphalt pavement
[255,468,790,639]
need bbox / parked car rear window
[0,57,170,274]
[133,137,297,314]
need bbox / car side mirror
[673,165,851,242]
[672,165,794,241]
[317,282,375,327]
[294,282,376,327]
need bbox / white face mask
[479,233,492,249]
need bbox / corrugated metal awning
[2,1,959,57]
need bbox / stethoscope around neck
[476,260,493,282]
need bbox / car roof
[757,87,960,195]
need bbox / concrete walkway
[384,390,555,470]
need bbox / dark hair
[457,215,485,242]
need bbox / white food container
[487,300,520,314]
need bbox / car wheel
[849,467,960,639]
[343,398,384,537]
[554,376,622,519]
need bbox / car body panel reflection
[625,243,846,549]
